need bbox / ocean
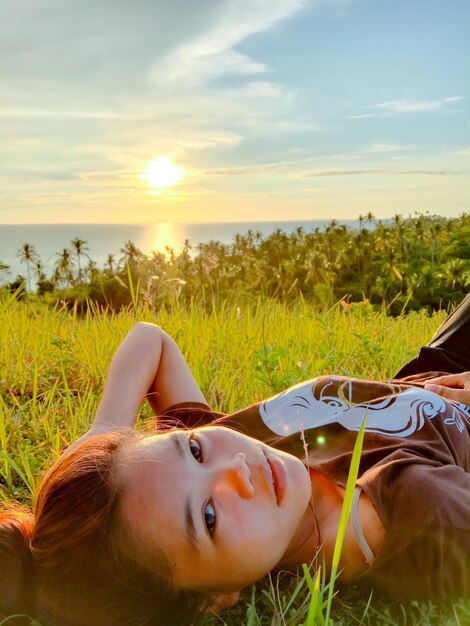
[0,220,358,282]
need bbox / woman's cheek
[225,502,275,553]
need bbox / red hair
[0,430,206,626]
[0,502,35,624]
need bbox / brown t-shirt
[162,373,470,600]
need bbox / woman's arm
[67,323,206,449]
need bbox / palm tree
[35,260,46,282]
[365,211,375,230]
[0,261,10,285]
[119,240,144,271]
[429,222,442,272]
[392,214,407,262]
[16,243,38,292]
[438,259,468,291]
[70,238,90,284]
[303,250,328,288]
[413,218,425,260]
[106,254,115,273]
[54,248,74,287]
[84,259,99,282]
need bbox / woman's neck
[276,469,371,580]
[276,469,334,570]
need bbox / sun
[142,157,185,190]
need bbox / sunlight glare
[142,157,185,190]
[148,222,183,254]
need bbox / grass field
[1,293,469,625]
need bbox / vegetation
[0,293,468,625]
[1,212,469,315]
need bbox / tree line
[1,212,469,314]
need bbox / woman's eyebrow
[170,432,185,458]
[170,432,200,552]
[185,498,199,552]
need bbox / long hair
[0,430,207,626]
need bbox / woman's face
[117,426,311,591]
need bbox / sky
[1,0,469,224]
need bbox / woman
[1,296,469,626]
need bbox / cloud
[5,168,81,181]
[439,109,465,116]
[452,147,470,156]
[228,81,286,99]
[200,160,461,178]
[299,168,385,177]
[0,107,125,120]
[297,168,459,178]
[348,97,465,119]
[365,143,414,153]
[322,153,366,161]
[150,0,307,87]
[347,113,376,119]
[200,147,420,178]
[201,151,365,176]
[203,160,297,176]
[367,97,463,112]
[1,0,315,186]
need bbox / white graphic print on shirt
[259,377,469,437]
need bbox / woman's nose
[214,452,255,499]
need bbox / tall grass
[1,295,468,625]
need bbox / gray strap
[351,487,375,566]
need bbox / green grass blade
[325,414,367,625]
[0,449,34,494]
[126,261,140,312]
[302,564,321,626]
[358,590,374,625]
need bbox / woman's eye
[204,501,216,535]
[189,436,202,462]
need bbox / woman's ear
[204,590,240,613]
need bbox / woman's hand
[61,423,119,457]
[424,372,470,405]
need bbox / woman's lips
[265,454,287,506]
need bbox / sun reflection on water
[144,222,185,255]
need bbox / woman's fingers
[424,383,470,403]
[424,373,467,388]
[424,372,470,404]
[424,371,470,405]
